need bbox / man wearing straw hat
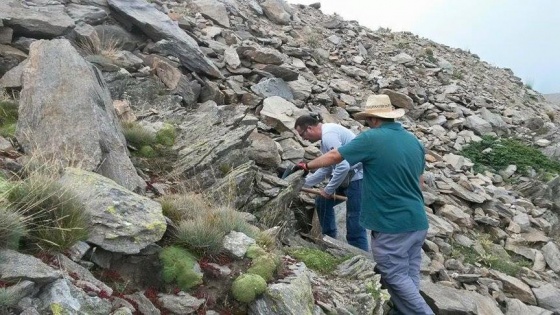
[293,95,433,314]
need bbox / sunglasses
[297,126,309,137]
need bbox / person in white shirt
[294,114,368,251]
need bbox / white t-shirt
[304,123,363,195]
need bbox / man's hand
[319,189,332,199]
[291,161,309,176]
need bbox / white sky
[286,0,560,94]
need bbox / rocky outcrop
[1,0,560,314]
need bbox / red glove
[292,161,309,176]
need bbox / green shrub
[246,244,267,259]
[138,145,156,158]
[247,253,279,281]
[122,122,156,148]
[0,206,27,249]
[155,123,176,146]
[461,136,560,175]
[231,273,267,303]
[285,247,345,274]
[160,246,203,290]
[6,174,89,252]
[0,100,18,138]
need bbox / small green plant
[6,174,89,252]
[450,243,531,277]
[365,279,386,300]
[247,253,280,281]
[0,100,18,138]
[424,48,434,56]
[396,41,409,49]
[452,70,464,80]
[461,136,560,175]
[306,32,322,48]
[285,247,346,274]
[160,246,203,291]
[231,273,267,303]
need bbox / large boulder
[15,39,144,192]
[58,168,166,255]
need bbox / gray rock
[0,44,27,77]
[533,284,560,312]
[541,242,560,273]
[191,0,230,28]
[261,0,291,25]
[16,39,144,191]
[505,298,553,315]
[491,270,536,305]
[249,262,314,314]
[0,249,62,284]
[157,292,205,314]
[465,115,493,135]
[36,278,112,315]
[248,131,281,168]
[421,280,503,314]
[223,231,256,258]
[65,3,108,24]
[0,0,75,38]
[58,168,166,254]
[251,78,293,100]
[107,0,222,78]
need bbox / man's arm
[307,149,343,170]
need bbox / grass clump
[160,246,203,291]
[5,174,89,252]
[155,123,176,147]
[76,34,122,59]
[158,192,212,224]
[0,287,16,313]
[0,100,18,138]
[305,32,322,48]
[174,206,258,256]
[122,122,156,149]
[285,247,346,274]
[0,206,27,249]
[461,135,560,175]
[176,218,226,256]
[450,243,532,277]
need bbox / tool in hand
[281,163,347,201]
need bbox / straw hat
[353,95,405,120]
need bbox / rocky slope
[1,0,560,314]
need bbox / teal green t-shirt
[338,122,428,233]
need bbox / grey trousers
[371,230,434,315]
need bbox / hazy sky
[286,0,560,94]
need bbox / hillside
[1,0,560,314]
[545,93,560,105]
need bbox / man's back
[338,122,428,233]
